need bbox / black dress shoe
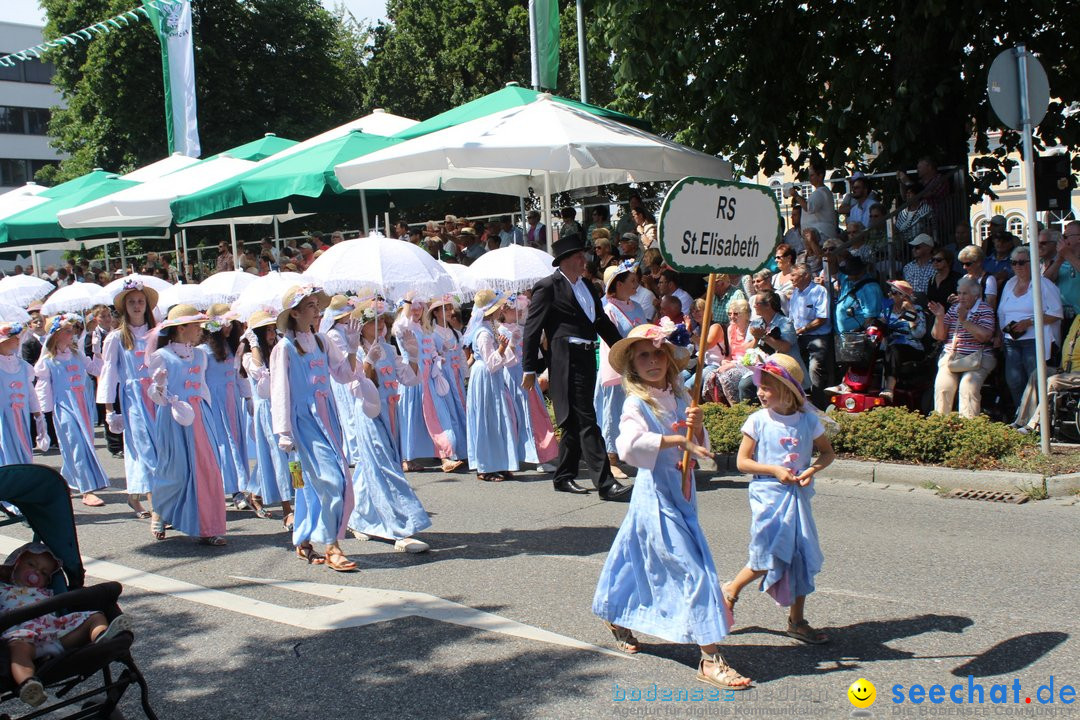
[599,482,633,502]
[553,479,590,494]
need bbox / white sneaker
[349,528,371,541]
[394,537,429,554]
[19,678,46,707]
[824,383,851,395]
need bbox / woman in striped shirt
[928,277,997,418]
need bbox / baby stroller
[0,464,157,720]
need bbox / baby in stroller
[0,543,130,707]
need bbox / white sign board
[657,177,782,274]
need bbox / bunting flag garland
[0,0,183,68]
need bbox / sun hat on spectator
[909,233,934,247]
[886,280,916,300]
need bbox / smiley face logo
[848,678,876,708]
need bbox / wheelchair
[1050,388,1080,443]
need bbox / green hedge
[702,403,1036,470]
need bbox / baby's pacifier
[24,571,42,586]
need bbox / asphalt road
[8,431,1079,720]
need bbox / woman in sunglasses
[956,245,998,309]
[926,248,961,314]
[997,246,1063,408]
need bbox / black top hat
[550,233,588,266]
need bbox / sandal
[254,505,273,520]
[324,548,358,573]
[786,618,829,645]
[150,518,166,541]
[295,543,325,565]
[603,621,640,654]
[197,535,227,547]
[696,651,752,691]
[441,459,465,473]
[282,512,295,532]
[477,473,504,483]
[127,495,151,519]
[720,581,738,625]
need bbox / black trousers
[554,344,615,492]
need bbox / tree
[39,0,367,183]
[593,0,1080,182]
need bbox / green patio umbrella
[204,133,298,162]
[393,83,651,141]
[0,170,167,246]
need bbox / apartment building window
[0,106,51,135]
[1006,165,1022,189]
[0,158,57,186]
[0,54,56,84]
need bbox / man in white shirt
[789,264,832,408]
[838,174,877,228]
[657,269,692,315]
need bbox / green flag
[535,0,560,89]
[146,0,201,157]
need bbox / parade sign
[657,177,782,274]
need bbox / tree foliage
[39,0,367,183]
[593,0,1080,180]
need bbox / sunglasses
[932,257,946,262]
[1010,259,1029,266]
[960,261,973,267]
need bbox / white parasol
[157,283,212,312]
[0,275,54,308]
[0,302,32,323]
[305,235,456,301]
[199,270,258,305]
[40,283,110,315]
[230,271,309,321]
[463,244,556,294]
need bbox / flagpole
[528,0,540,90]
[576,0,587,103]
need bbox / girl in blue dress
[0,322,46,466]
[463,290,526,482]
[199,304,252,512]
[97,280,159,519]
[424,296,468,411]
[594,261,648,479]
[500,295,558,467]
[727,353,835,645]
[145,305,227,546]
[271,285,373,573]
[347,299,431,553]
[33,314,109,506]
[321,295,363,466]
[237,310,292,528]
[592,323,751,691]
[392,299,466,474]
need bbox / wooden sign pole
[680,272,716,501]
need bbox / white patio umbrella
[157,283,212,312]
[334,94,733,237]
[40,283,110,315]
[199,270,257,305]
[0,302,31,323]
[121,152,200,181]
[464,245,556,294]
[230,271,308,321]
[0,183,49,221]
[58,156,262,229]
[0,274,54,307]
[103,273,173,303]
[305,235,456,301]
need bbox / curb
[706,454,1079,498]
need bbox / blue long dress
[326,326,363,466]
[273,332,353,547]
[198,343,249,497]
[502,322,558,465]
[592,392,731,645]
[348,341,431,539]
[466,324,526,473]
[243,356,290,507]
[149,344,227,538]
[740,408,825,606]
[594,298,647,453]
[98,327,157,495]
[36,352,109,494]
[394,322,466,462]
[0,354,37,465]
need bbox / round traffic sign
[987,47,1049,131]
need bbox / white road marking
[0,535,625,659]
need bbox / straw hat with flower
[245,309,278,331]
[113,278,159,314]
[749,353,806,407]
[608,321,691,376]
[276,285,330,331]
[472,289,507,317]
[160,304,209,330]
[603,259,638,295]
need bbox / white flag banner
[148,0,201,158]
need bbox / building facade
[0,21,64,192]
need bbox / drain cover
[945,489,1029,504]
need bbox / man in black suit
[522,234,632,501]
